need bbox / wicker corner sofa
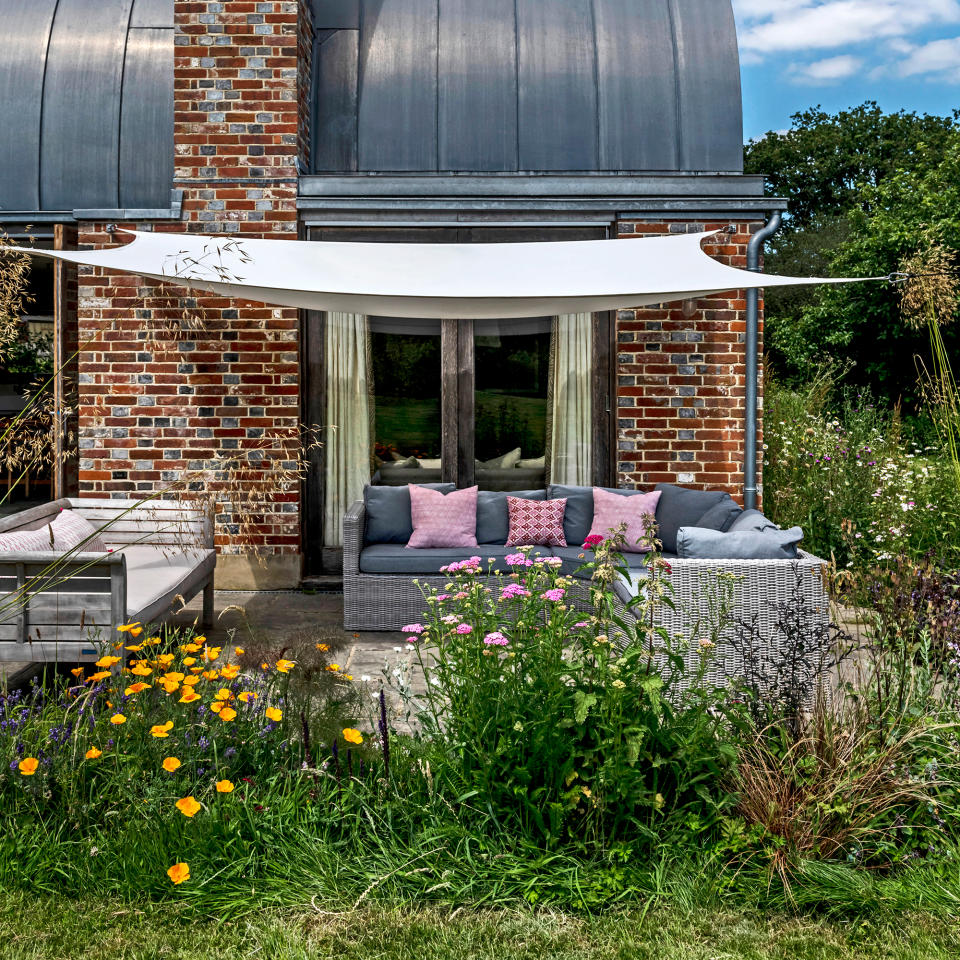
[0,497,215,662]
[342,486,830,685]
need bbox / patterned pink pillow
[407,485,478,549]
[0,509,107,554]
[505,497,567,547]
[587,488,662,553]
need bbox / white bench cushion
[115,545,216,623]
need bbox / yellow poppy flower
[124,682,151,695]
[214,688,233,701]
[209,701,224,714]
[202,647,222,663]
[160,680,180,695]
[179,690,200,704]
[265,707,282,722]
[215,779,234,793]
[70,667,84,677]
[342,728,363,745]
[219,664,240,680]
[189,666,203,674]
[87,670,111,683]
[275,659,295,674]
[117,622,142,634]
[162,757,181,772]
[202,669,219,681]
[193,636,206,645]
[260,662,269,671]
[218,707,237,722]
[125,643,144,652]
[18,757,39,775]
[183,643,201,653]
[182,675,200,687]
[234,647,245,656]
[237,691,257,703]
[85,747,102,760]
[315,643,329,652]
[341,674,354,681]
[158,654,175,667]
[162,672,185,683]
[110,714,126,725]
[175,796,201,818]
[325,664,340,673]
[130,664,153,677]
[167,862,190,885]
[150,721,174,738]
[146,637,162,645]
[182,657,196,666]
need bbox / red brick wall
[75,0,308,582]
[614,221,762,503]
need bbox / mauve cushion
[547,484,651,548]
[696,494,743,533]
[653,484,729,554]
[476,489,546,544]
[676,525,804,560]
[407,485,478,549]
[505,497,567,547]
[0,510,106,554]
[364,483,454,544]
[587,488,662,553]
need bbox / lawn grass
[2,893,958,960]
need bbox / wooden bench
[0,497,215,662]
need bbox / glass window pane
[474,318,550,491]
[370,320,442,484]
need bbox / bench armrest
[343,500,365,577]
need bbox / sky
[733,0,960,141]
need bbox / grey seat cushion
[695,495,742,533]
[119,545,216,622]
[653,484,730,553]
[477,489,546,544]
[374,467,444,486]
[676,525,803,560]
[364,483,454,543]
[547,484,652,548]
[551,545,676,579]
[359,544,550,575]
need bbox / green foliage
[763,375,960,569]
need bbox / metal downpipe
[743,210,782,511]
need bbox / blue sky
[733,0,960,140]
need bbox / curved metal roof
[0,0,173,215]
[311,0,743,174]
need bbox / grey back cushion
[728,508,779,533]
[364,483,455,544]
[477,489,546,544]
[653,483,729,554]
[676,525,803,560]
[547,484,651,548]
[696,494,743,533]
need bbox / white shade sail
[10,229,871,320]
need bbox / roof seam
[36,0,62,210]
[116,0,138,210]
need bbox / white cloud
[895,35,960,80]
[788,54,865,84]
[734,0,960,55]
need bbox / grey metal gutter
[743,210,783,511]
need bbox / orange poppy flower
[265,707,282,722]
[219,664,240,680]
[162,757,181,772]
[175,796,201,818]
[275,659,295,674]
[342,728,364,745]
[150,721,174,738]
[85,747,102,760]
[218,707,237,722]
[124,682,151,695]
[110,714,126,725]
[18,758,39,775]
[215,779,234,793]
[238,691,257,703]
[179,690,200,704]
[167,862,190,885]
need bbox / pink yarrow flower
[541,588,566,602]
[501,583,532,600]
[483,632,509,646]
[455,623,473,635]
[505,553,534,567]
[401,623,425,634]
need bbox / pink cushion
[0,508,107,554]
[587,488,662,553]
[407,485,478,549]
[505,497,567,547]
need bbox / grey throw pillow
[696,494,743,533]
[728,509,779,533]
[653,483,729,553]
[476,447,522,470]
[476,489,547,544]
[380,456,418,470]
[516,455,545,470]
[364,483,455,544]
[676,525,803,560]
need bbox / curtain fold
[548,313,593,486]
[323,312,370,547]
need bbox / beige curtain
[324,312,370,547]
[548,313,593,485]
